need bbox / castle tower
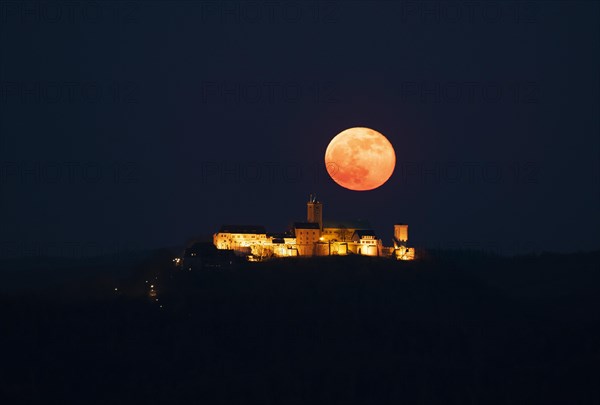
[394,224,408,243]
[307,193,323,230]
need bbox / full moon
[325,127,396,191]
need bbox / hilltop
[1,250,599,404]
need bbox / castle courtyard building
[212,195,415,260]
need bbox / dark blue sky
[1,1,598,257]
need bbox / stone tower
[394,224,408,243]
[307,193,323,230]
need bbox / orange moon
[325,127,396,191]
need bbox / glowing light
[325,127,396,191]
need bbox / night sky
[1,1,598,257]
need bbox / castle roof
[323,219,372,229]
[218,225,266,234]
[293,222,320,229]
[267,231,293,238]
[354,229,377,238]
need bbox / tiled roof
[218,225,266,234]
[354,229,377,238]
[293,222,320,229]
[323,219,372,229]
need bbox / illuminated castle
[213,194,415,260]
